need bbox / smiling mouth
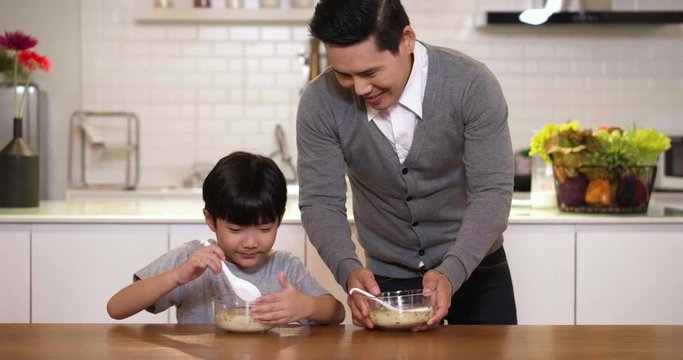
[365,92,383,105]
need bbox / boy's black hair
[309,0,410,54]
[202,151,287,226]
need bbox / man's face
[325,26,416,111]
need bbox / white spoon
[349,288,430,312]
[199,240,262,302]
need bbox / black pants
[374,246,517,325]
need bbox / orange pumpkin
[584,179,614,206]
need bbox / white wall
[4,0,683,193]
[0,0,81,199]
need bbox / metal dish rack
[68,111,140,190]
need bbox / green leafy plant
[0,47,28,83]
[530,121,671,171]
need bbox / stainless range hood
[478,0,683,26]
[481,11,683,25]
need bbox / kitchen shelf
[477,11,683,26]
[134,7,314,24]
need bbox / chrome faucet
[270,124,297,184]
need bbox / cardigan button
[401,168,408,175]
[412,221,419,227]
[418,249,425,256]
[406,196,412,202]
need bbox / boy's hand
[250,272,312,324]
[173,243,226,285]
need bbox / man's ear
[203,209,216,232]
[400,25,416,54]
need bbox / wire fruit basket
[552,165,656,214]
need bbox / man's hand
[250,272,312,324]
[346,268,380,329]
[410,269,452,331]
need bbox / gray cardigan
[296,42,513,294]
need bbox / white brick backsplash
[245,106,274,119]
[291,27,311,41]
[123,27,166,41]
[167,27,198,41]
[101,26,124,40]
[230,26,260,41]
[122,42,150,56]
[198,27,230,41]
[214,43,244,56]
[261,26,291,41]
[260,58,291,72]
[259,88,291,103]
[213,73,244,86]
[151,43,181,56]
[276,73,304,87]
[198,119,229,134]
[197,89,229,103]
[198,59,229,72]
[245,43,276,57]
[182,73,212,86]
[227,59,245,71]
[78,0,683,187]
[228,120,261,134]
[182,44,212,57]
[246,73,276,87]
[224,89,245,103]
[277,42,305,57]
[214,105,244,119]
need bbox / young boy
[107,151,345,325]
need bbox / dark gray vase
[0,117,39,207]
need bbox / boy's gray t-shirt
[134,239,330,324]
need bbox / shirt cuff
[336,258,364,292]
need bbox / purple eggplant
[616,172,636,207]
[559,174,588,207]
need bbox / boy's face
[325,26,416,111]
[204,212,278,271]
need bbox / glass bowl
[553,165,656,214]
[368,289,434,329]
[212,295,274,333]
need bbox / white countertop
[1,195,683,224]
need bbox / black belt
[418,245,505,276]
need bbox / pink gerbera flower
[1,29,50,119]
[0,30,38,51]
[18,50,52,72]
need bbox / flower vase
[0,117,39,207]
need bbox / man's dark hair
[203,151,287,226]
[309,0,410,54]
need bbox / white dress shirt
[367,41,429,163]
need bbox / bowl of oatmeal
[212,295,274,333]
[368,289,434,329]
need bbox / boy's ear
[203,209,216,232]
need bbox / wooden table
[0,324,681,359]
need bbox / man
[297,0,516,330]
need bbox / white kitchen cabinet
[31,224,169,323]
[503,225,576,325]
[305,226,365,325]
[576,224,683,325]
[0,224,31,323]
